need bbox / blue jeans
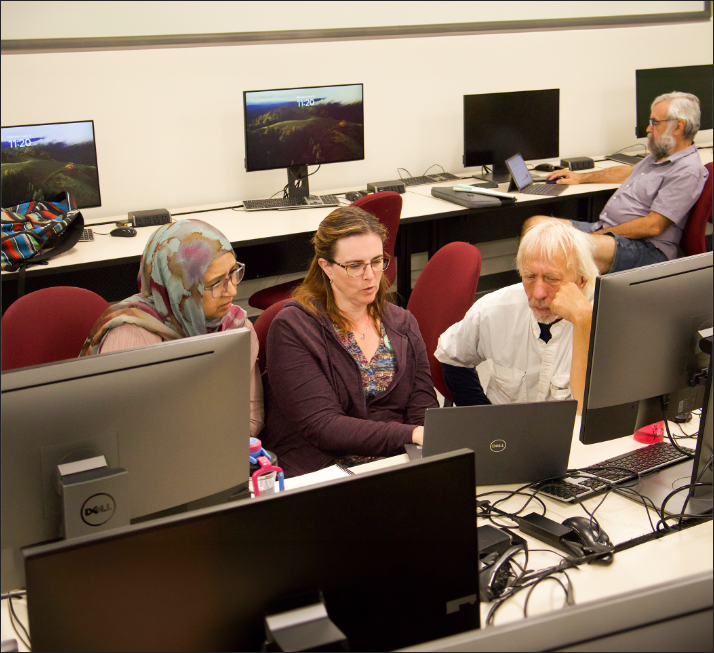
[569,220,668,273]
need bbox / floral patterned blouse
[333,323,397,400]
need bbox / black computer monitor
[580,253,713,446]
[1,329,252,593]
[463,89,560,182]
[635,65,713,138]
[243,83,364,198]
[23,450,480,652]
[1,120,102,209]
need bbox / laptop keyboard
[243,195,340,211]
[521,184,566,196]
[537,441,695,503]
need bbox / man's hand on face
[550,281,592,325]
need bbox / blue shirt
[593,145,708,259]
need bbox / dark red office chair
[406,242,482,405]
[248,192,402,310]
[1,286,110,371]
[680,162,712,257]
[252,298,291,375]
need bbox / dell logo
[81,493,116,527]
[490,439,506,453]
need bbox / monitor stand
[473,162,511,184]
[287,165,310,199]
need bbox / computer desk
[0,169,621,312]
[3,149,712,313]
[2,417,710,652]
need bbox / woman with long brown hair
[260,206,437,476]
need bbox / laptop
[505,153,567,196]
[406,400,577,486]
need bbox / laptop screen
[505,153,533,190]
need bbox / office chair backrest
[406,242,481,403]
[1,286,110,371]
[253,298,290,374]
[248,191,403,310]
[350,191,402,287]
[681,162,712,257]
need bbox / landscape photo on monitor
[1,120,101,209]
[245,84,364,171]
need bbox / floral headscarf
[81,220,246,355]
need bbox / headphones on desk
[479,541,527,602]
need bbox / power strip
[127,208,172,228]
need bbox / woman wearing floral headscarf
[81,219,263,435]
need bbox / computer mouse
[345,191,367,202]
[562,516,613,562]
[110,227,138,238]
[546,178,560,184]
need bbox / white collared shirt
[434,283,574,404]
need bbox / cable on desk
[523,572,574,618]
[661,396,696,456]
[658,482,713,531]
[475,489,547,528]
[613,486,659,533]
[397,167,413,180]
[172,205,243,216]
[421,164,447,176]
[6,595,31,651]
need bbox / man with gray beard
[435,219,597,412]
[522,92,708,274]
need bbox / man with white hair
[523,92,709,274]
[435,219,597,412]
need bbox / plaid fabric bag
[1,192,84,271]
[1,191,84,297]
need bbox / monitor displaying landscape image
[244,83,364,172]
[1,120,101,209]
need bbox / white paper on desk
[282,465,350,491]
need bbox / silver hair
[651,92,701,140]
[517,218,599,301]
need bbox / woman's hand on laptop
[412,426,424,446]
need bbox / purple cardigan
[260,300,438,477]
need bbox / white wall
[1,1,706,39]
[1,6,712,223]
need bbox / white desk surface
[1,416,711,651]
[2,148,711,279]
[0,160,622,277]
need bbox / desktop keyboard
[400,172,461,186]
[243,195,340,211]
[78,228,94,242]
[536,441,695,503]
[521,184,566,197]
[605,153,646,165]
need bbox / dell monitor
[463,88,560,183]
[580,252,713,447]
[243,83,364,198]
[23,450,480,652]
[1,328,252,593]
[1,120,102,209]
[635,65,713,138]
